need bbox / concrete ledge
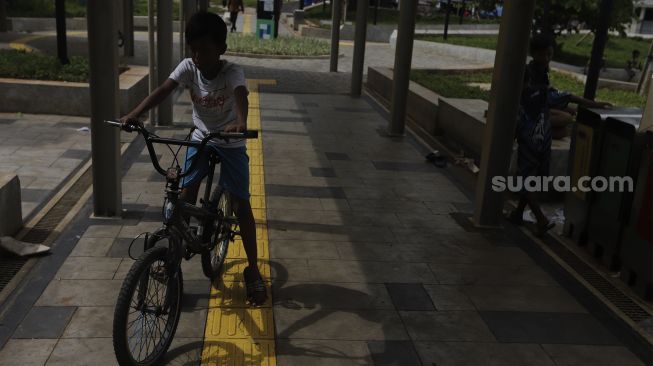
[0,174,22,237]
[8,16,183,32]
[0,65,149,117]
[438,97,488,159]
[367,67,439,135]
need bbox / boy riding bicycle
[120,11,267,305]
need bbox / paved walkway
[0,70,648,364]
[0,113,91,221]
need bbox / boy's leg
[232,198,259,273]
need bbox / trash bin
[619,130,653,300]
[563,107,642,245]
[586,116,649,270]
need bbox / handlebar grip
[243,130,258,139]
[105,120,122,127]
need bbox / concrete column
[0,0,8,32]
[584,0,613,100]
[87,0,122,217]
[124,0,135,57]
[183,0,197,58]
[350,0,368,96]
[199,0,208,11]
[473,0,536,227]
[330,0,343,72]
[148,0,157,124]
[388,0,416,135]
[180,0,185,62]
[157,0,173,125]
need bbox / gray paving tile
[36,280,122,307]
[463,285,587,313]
[0,119,16,125]
[175,308,208,338]
[367,341,422,366]
[325,152,351,161]
[400,311,496,341]
[414,341,557,366]
[269,240,340,259]
[385,283,435,311]
[274,308,409,340]
[273,282,394,310]
[163,338,204,366]
[81,224,122,238]
[422,285,476,311]
[13,306,76,339]
[60,149,90,159]
[69,237,115,257]
[308,260,437,284]
[55,256,122,280]
[135,153,162,163]
[334,107,376,113]
[429,263,557,286]
[46,338,117,366]
[0,339,57,366]
[268,222,395,242]
[108,237,146,258]
[62,306,113,338]
[276,339,373,366]
[478,311,621,345]
[302,102,319,107]
[264,116,312,123]
[309,167,337,177]
[21,188,49,202]
[541,344,645,366]
[181,280,211,309]
[55,121,90,128]
[372,161,438,173]
[266,184,346,199]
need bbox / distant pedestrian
[228,0,244,33]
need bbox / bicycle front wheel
[201,189,234,279]
[113,246,183,366]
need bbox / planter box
[0,65,149,117]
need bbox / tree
[55,0,69,64]
[0,0,7,32]
[533,0,634,36]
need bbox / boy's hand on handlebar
[119,114,140,132]
[224,121,246,133]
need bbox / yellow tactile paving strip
[200,79,277,366]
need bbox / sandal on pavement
[244,266,267,306]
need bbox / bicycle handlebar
[104,120,258,178]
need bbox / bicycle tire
[113,246,183,366]
[201,190,234,279]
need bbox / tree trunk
[55,0,69,64]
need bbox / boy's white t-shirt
[168,58,247,148]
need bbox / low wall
[367,66,570,178]
[367,67,439,135]
[8,16,183,32]
[0,65,149,117]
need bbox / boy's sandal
[534,221,555,238]
[244,267,267,306]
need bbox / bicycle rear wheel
[113,246,183,366]
[201,189,234,279]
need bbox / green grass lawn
[226,33,330,56]
[304,5,499,26]
[411,69,646,108]
[415,34,652,69]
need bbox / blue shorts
[181,145,250,200]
